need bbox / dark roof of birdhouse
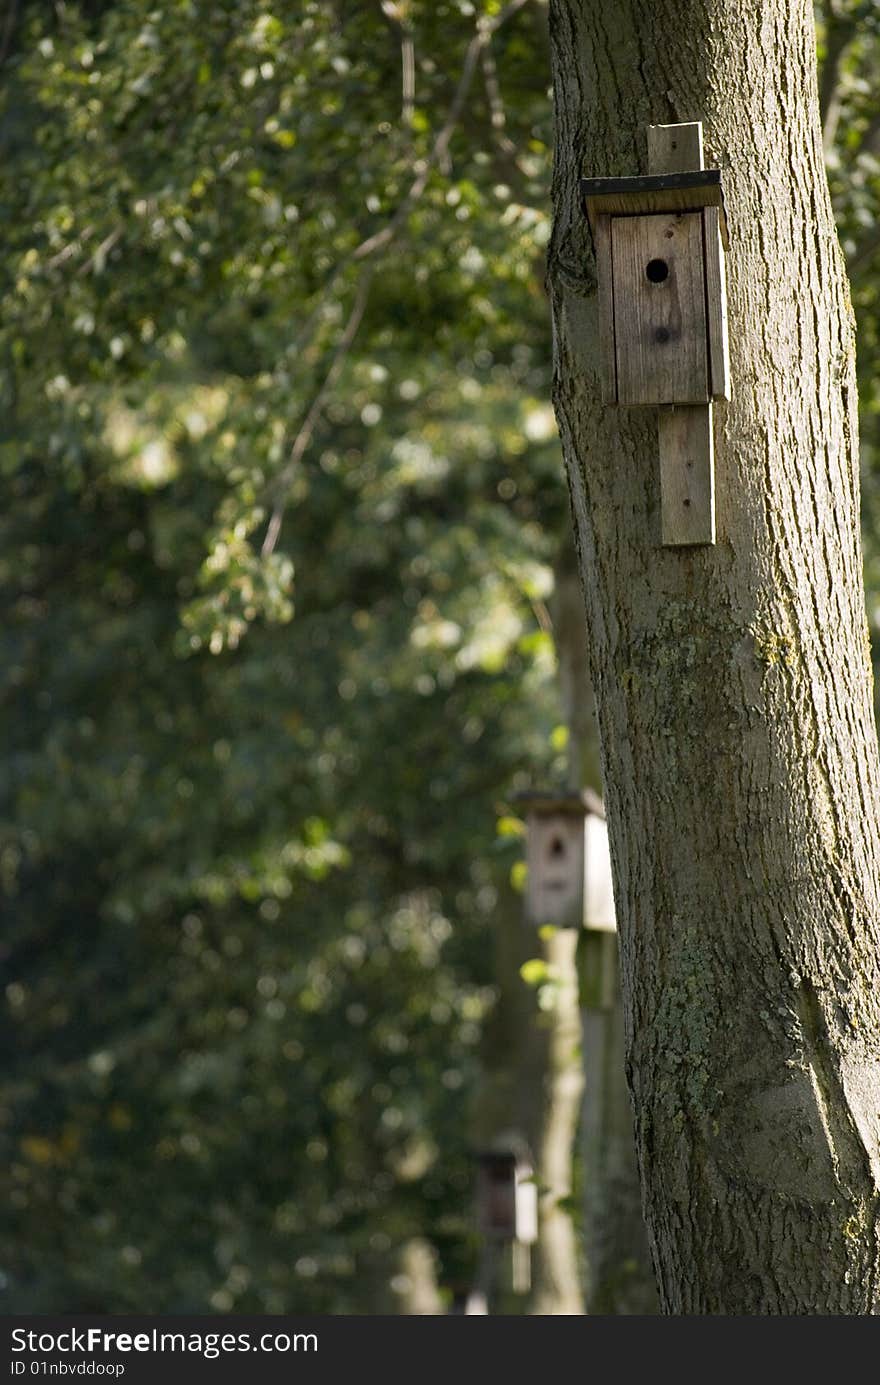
[580,168,729,248]
[472,1130,533,1164]
[513,787,605,819]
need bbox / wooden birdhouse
[518,789,616,932]
[581,122,730,548]
[581,170,729,408]
[476,1148,538,1245]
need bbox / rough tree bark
[547,0,880,1313]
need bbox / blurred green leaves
[0,0,561,1313]
[4,0,880,1315]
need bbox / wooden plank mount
[581,122,729,548]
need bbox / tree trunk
[528,923,585,1315]
[554,555,657,1313]
[364,1238,444,1314]
[547,0,880,1314]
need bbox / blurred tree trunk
[517,555,590,1316]
[548,0,880,1313]
[386,1238,444,1315]
[469,856,537,1312]
[471,883,583,1314]
[526,921,584,1315]
[555,556,657,1314]
[364,1238,443,1315]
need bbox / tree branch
[352,0,530,263]
[293,0,529,363]
[45,225,96,271]
[78,227,123,276]
[479,28,517,158]
[379,0,415,126]
[261,268,375,558]
[260,0,531,557]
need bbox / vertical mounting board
[658,405,715,545]
[647,122,704,174]
[648,122,716,547]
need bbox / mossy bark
[547,0,880,1313]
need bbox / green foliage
[816,3,880,659]
[0,0,567,1312]
[4,0,880,1315]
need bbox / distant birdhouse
[581,169,729,408]
[517,790,616,932]
[447,1286,488,1315]
[476,1148,538,1245]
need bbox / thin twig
[261,0,531,557]
[261,268,375,557]
[45,225,96,270]
[291,0,528,364]
[352,0,530,263]
[530,597,554,635]
[78,227,122,276]
[479,31,516,157]
[479,26,535,188]
[379,1,415,125]
[402,31,415,126]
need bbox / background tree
[548,0,880,1313]
[4,0,880,1316]
[1,0,566,1313]
[0,0,615,1314]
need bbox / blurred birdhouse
[475,1147,538,1245]
[517,789,616,932]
